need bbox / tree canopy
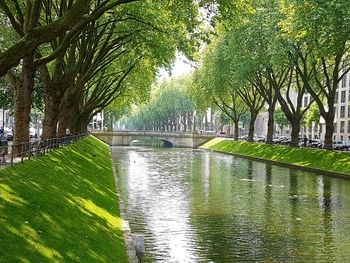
[121,77,196,132]
[0,0,217,142]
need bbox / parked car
[280,138,291,145]
[332,141,349,151]
[218,131,227,137]
[308,140,323,148]
[272,136,288,144]
[1,131,13,141]
[238,135,249,141]
[254,136,266,142]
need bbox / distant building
[0,109,13,128]
[302,70,350,142]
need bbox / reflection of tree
[111,149,157,263]
[246,160,254,192]
[116,147,347,262]
[188,154,249,262]
[247,160,253,180]
[264,164,272,213]
[322,177,332,213]
[190,158,297,262]
[289,170,299,205]
[321,177,335,261]
[265,164,272,197]
[288,169,301,257]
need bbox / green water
[111,147,350,263]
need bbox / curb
[109,148,138,263]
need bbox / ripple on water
[111,147,350,263]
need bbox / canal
[111,147,350,263]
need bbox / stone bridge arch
[129,137,174,147]
[92,131,215,148]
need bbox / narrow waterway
[111,147,350,263]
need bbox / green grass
[202,138,350,176]
[0,136,128,263]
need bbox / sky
[158,53,194,79]
[171,54,194,77]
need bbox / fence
[0,133,88,168]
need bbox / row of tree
[188,0,350,148]
[121,77,198,132]
[0,0,218,145]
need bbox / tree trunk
[72,113,89,134]
[109,115,113,130]
[324,116,334,150]
[248,111,257,142]
[290,121,301,147]
[266,103,276,144]
[42,91,61,139]
[58,90,78,137]
[14,53,35,145]
[192,112,196,132]
[187,113,191,132]
[234,120,239,140]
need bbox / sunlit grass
[0,136,127,263]
[202,139,350,175]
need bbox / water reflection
[111,147,350,263]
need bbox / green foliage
[304,104,321,127]
[0,73,44,112]
[122,77,196,130]
[280,0,350,57]
[0,78,13,109]
[219,112,232,125]
[274,108,289,129]
[32,78,45,112]
[104,101,132,130]
[38,0,210,129]
[0,136,127,262]
[0,12,19,52]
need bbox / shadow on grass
[0,136,127,263]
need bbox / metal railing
[0,133,88,168]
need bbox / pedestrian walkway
[0,134,87,170]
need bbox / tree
[0,0,142,76]
[216,0,316,146]
[304,103,321,137]
[0,0,210,142]
[187,2,261,142]
[54,0,203,135]
[121,77,196,132]
[274,108,289,135]
[190,66,246,139]
[224,5,279,144]
[280,0,350,148]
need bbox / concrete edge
[201,147,350,180]
[121,219,137,263]
[109,147,138,263]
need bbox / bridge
[92,131,215,148]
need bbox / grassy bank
[202,138,350,176]
[0,136,127,263]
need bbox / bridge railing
[91,130,216,137]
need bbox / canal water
[111,147,350,263]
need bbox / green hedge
[0,136,127,263]
[201,138,350,176]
